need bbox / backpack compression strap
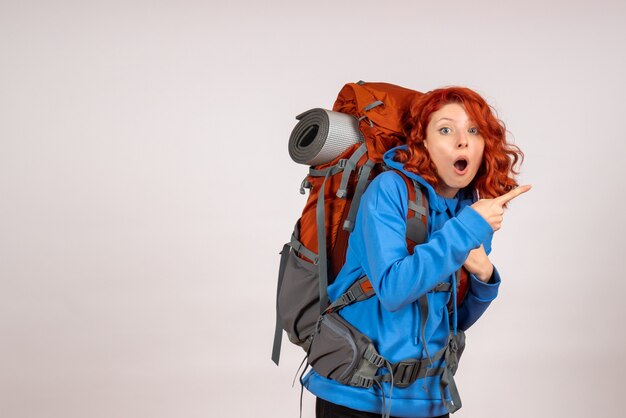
[440,330,465,413]
[342,157,376,232]
[323,276,375,314]
[271,243,291,365]
[311,143,368,311]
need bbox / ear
[422,139,428,149]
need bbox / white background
[1,1,625,417]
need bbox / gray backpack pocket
[277,245,320,351]
[308,311,379,386]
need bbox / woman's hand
[464,245,493,282]
[470,185,532,231]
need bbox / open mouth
[453,157,468,172]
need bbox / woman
[303,87,529,418]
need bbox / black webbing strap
[316,163,345,312]
[417,294,431,360]
[271,243,291,365]
[411,178,428,222]
[416,281,451,365]
[288,234,318,265]
[377,345,447,388]
[337,143,368,199]
[408,193,428,217]
[440,331,465,413]
[432,282,451,292]
[325,276,375,314]
[358,100,384,127]
[299,177,312,194]
[343,158,375,232]
[403,175,428,245]
[309,163,344,178]
[364,100,383,112]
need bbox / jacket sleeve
[457,268,501,330]
[351,172,493,312]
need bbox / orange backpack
[272,82,470,414]
[272,81,469,365]
[298,82,422,279]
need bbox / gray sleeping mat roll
[288,108,363,166]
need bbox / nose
[456,132,468,148]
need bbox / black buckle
[392,360,421,388]
[340,290,355,304]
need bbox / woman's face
[423,103,485,198]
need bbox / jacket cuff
[468,267,501,302]
[456,206,493,246]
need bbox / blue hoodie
[303,146,501,418]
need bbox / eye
[468,127,479,135]
[439,127,452,135]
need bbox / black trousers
[316,397,450,418]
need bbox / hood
[383,145,476,213]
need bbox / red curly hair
[395,87,523,199]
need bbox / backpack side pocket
[308,311,375,385]
[277,245,320,351]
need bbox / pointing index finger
[496,184,532,204]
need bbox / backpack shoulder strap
[391,170,428,250]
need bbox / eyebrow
[435,117,477,125]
